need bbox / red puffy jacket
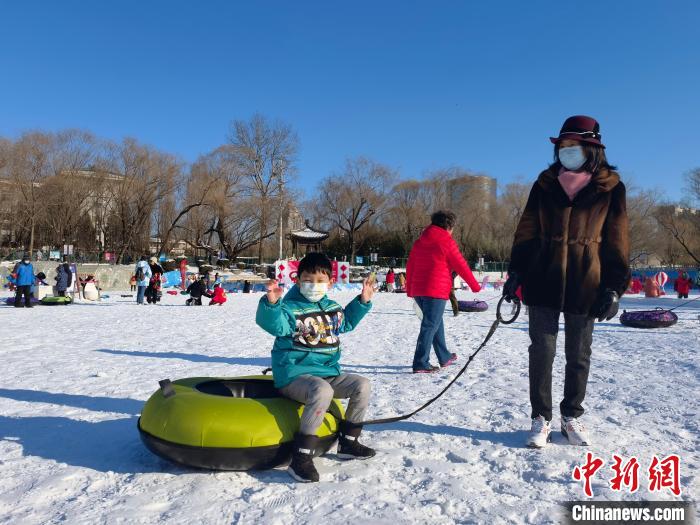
[210,286,227,305]
[674,277,692,295]
[406,225,481,299]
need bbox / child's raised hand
[265,279,284,304]
[360,276,375,304]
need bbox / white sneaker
[526,415,551,448]
[561,416,591,446]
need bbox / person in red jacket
[406,210,481,373]
[385,268,396,292]
[674,271,692,299]
[209,283,227,306]
[629,275,643,294]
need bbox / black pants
[186,297,202,306]
[528,306,594,420]
[146,286,160,303]
[678,293,688,299]
[14,285,32,307]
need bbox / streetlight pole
[276,160,285,261]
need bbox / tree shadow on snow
[96,348,270,367]
[0,414,181,474]
[0,388,143,415]
[371,420,528,448]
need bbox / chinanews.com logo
[566,502,692,524]
[563,452,694,524]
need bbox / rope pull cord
[666,296,700,312]
[355,296,521,426]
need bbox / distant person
[209,283,227,306]
[13,254,35,308]
[504,115,629,448]
[396,272,406,291]
[629,275,643,294]
[146,256,164,304]
[243,280,251,293]
[385,268,396,292]
[674,271,692,299]
[129,274,137,292]
[185,275,208,305]
[55,261,72,297]
[644,276,660,298]
[448,271,459,317]
[256,252,375,482]
[406,210,481,373]
[134,256,152,305]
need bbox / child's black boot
[287,433,320,482]
[337,421,376,460]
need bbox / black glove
[594,289,619,322]
[502,272,520,303]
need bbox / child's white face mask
[299,282,328,302]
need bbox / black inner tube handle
[159,379,176,398]
[496,296,521,324]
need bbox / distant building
[447,174,498,212]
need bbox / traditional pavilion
[287,221,329,255]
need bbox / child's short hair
[431,210,457,230]
[297,252,333,278]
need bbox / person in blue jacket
[256,252,375,483]
[13,254,35,308]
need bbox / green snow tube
[40,296,72,305]
[138,375,345,470]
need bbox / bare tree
[228,114,298,263]
[654,204,700,265]
[105,138,180,263]
[318,157,397,262]
[6,132,55,257]
[624,185,663,266]
[383,180,431,254]
[488,180,530,261]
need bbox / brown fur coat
[509,167,630,315]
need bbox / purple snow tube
[619,309,678,329]
[458,300,489,312]
[4,296,41,306]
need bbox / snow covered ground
[1,288,698,524]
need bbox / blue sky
[1,1,698,200]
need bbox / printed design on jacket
[293,309,344,353]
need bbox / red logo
[573,452,604,498]
[648,455,681,496]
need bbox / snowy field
[1,288,698,524]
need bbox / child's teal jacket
[255,284,372,388]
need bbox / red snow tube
[619,309,678,329]
[458,300,488,312]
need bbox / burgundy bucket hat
[550,115,605,148]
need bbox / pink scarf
[558,167,592,201]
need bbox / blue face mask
[558,146,586,171]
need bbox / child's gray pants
[279,373,371,435]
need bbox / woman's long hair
[552,142,617,174]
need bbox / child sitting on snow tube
[256,252,376,483]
